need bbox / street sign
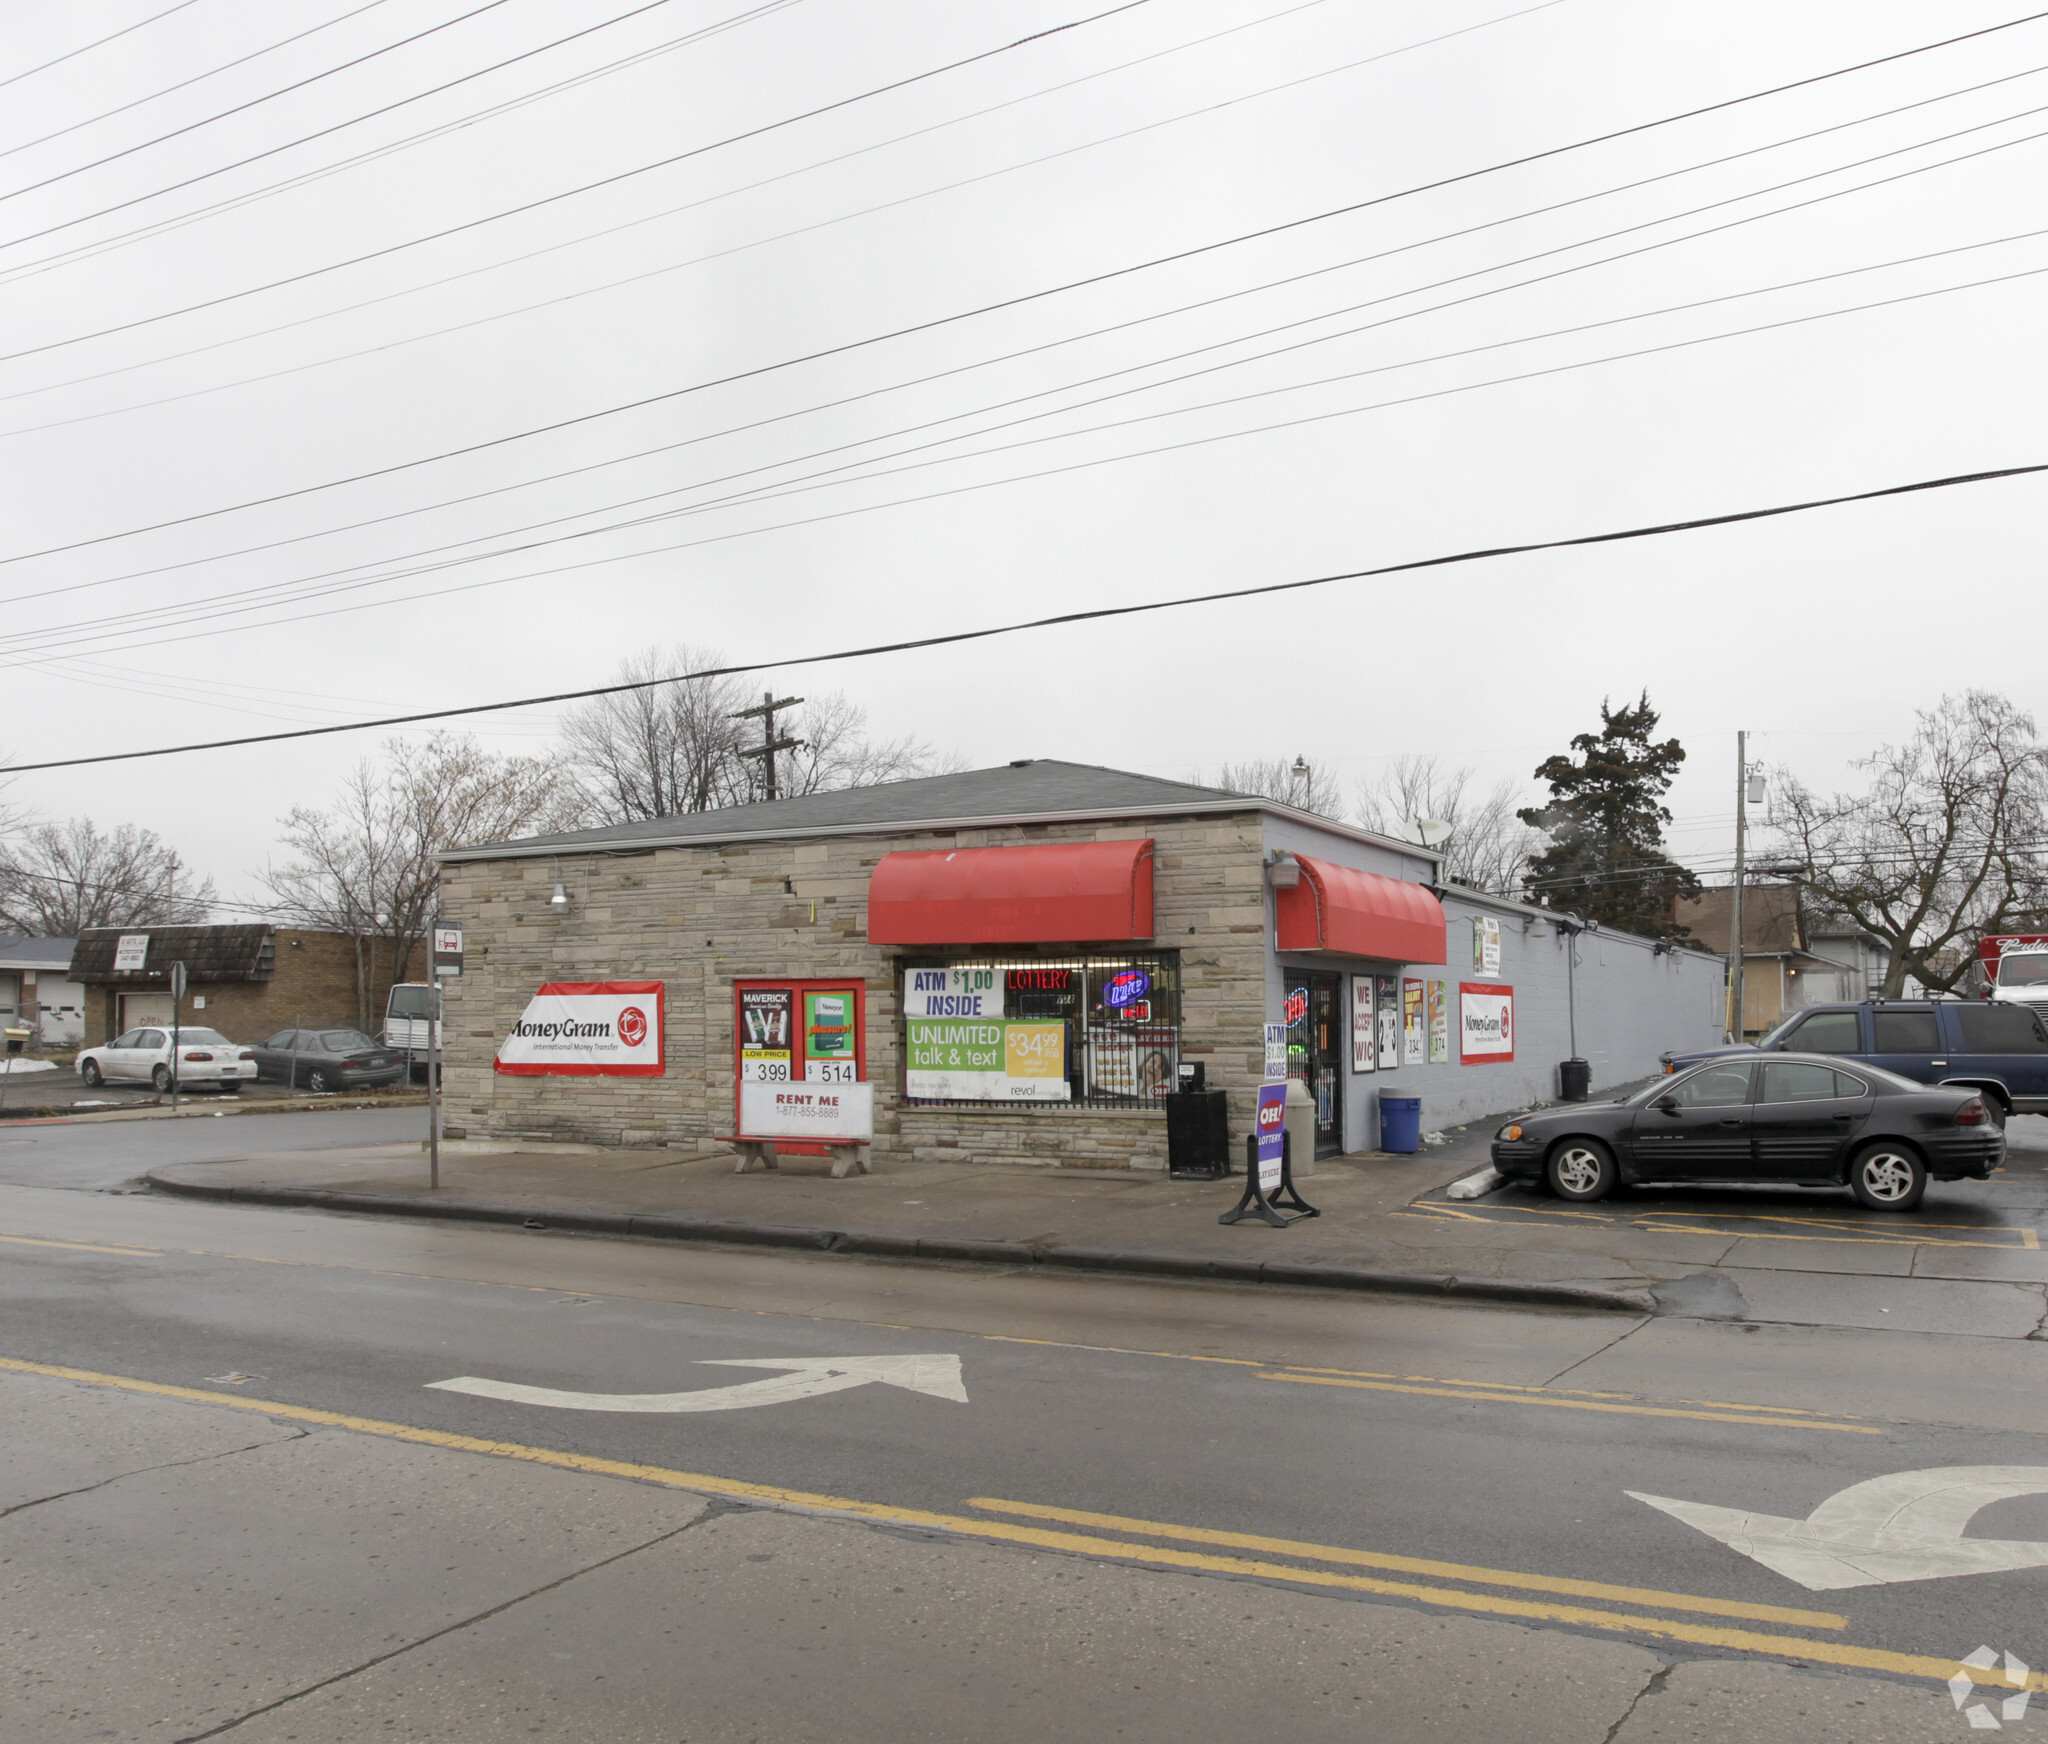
[432,924,464,978]
[1631,1464,2048,1589]
[168,961,187,1001]
[427,1353,967,1413]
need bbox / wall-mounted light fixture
[548,882,570,911]
[1265,850,1300,889]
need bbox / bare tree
[1771,691,2048,996]
[0,819,215,934]
[1354,755,1540,894]
[559,645,752,825]
[259,735,589,1027]
[778,692,953,795]
[1212,757,1346,819]
[562,646,955,820]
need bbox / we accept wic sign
[1458,982,1514,1063]
[494,982,665,1077]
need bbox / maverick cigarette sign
[495,981,665,1077]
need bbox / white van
[383,982,441,1069]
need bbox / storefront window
[902,953,1181,1107]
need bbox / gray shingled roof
[0,936,77,970]
[450,760,1265,860]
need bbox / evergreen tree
[1519,692,1700,939]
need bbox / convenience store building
[438,761,1723,1166]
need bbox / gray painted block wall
[1258,815,1725,1147]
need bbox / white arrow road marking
[1630,1466,2048,1590]
[425,1353,967,1413]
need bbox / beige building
[436,762,1724,1164]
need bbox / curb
[3,1095,428,1125]
[143,1171,1655,1315]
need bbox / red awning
[1275,854,1446,963]
[868,839,1154,945]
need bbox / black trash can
[1559,1057,1591,1101]
[1166,1088,1231,1179]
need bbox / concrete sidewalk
[146,1118,2048,1331]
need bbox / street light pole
[1729,730,1748,1042]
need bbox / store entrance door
[1284,970,1344,1159]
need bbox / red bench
[716,1134,872,1178]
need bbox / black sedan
[1490,1053,2002,1211]
[252,1028,406,1092]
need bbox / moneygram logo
[1952,1646,2032,1729]
[618,1006,648,1049]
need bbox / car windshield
[177,1028,231,1045]
[1999,953,2048,987]
[1755,1014,1803,1048]
[321,1030,376,1051]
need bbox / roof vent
[1009,758,1033,767]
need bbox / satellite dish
[1411,819,1453,848]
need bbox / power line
[23,48,2042,610]
[0,0,534,211]
[10,245,2047,672]
[0,0,1120,262]
[0,0,402,169]
[21,197,2043,660]
[5,459,2043,773]
[0,0,1350,414]
[7,5,2040,570]
[0,1,203,95]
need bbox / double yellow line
[1,1353,2030,1691]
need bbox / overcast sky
[1,0,2042,911]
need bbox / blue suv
[1664,1001,2048,1123]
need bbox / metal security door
[1308,974,1342,1158]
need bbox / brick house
[71,925,421,1045]
[436,762,1724,1166]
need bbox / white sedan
[77,1026,257,1093]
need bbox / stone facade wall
[438,811,1270,1168]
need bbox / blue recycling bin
[1379,1094,1421,1154]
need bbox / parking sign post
[169,960,187,1110]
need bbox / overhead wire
[0,0,402,168]
[5,459,2044,773]
[17,194,2045,661]
[0,0,534,209]
[8,5,2045,572]
[25,48,2048,607]
[0,1,203,95]
[0,0,1113,258]
[0,0,1351,414]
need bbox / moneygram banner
[494,981,665,1077]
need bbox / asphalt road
[0,1105,425,1189]
[4,1168,2045,1740]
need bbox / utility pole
[733,692,804,801]
[1729,730,1748,1042]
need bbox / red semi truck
[1976,934,2048,1004]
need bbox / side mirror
[1651,1096,1680,1114]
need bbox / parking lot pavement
[0,1071,423,1119]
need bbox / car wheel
[151,1064,172,1092]
[306,1069,330,1093]
[1849,1143,1926,1211]
[1546,1139,1617,1202]
[1983,1096,2010,1132]
[80,1060,102,1087]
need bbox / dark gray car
[252,1028,405,1092]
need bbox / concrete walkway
[147,1117,2048,1333]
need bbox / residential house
[0,937,86,1046]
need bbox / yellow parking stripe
[0,1354,2031,1691]
[0,1233,160,1255]
[967,1498,1846,1628]
[1259,1369,1881,1432]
